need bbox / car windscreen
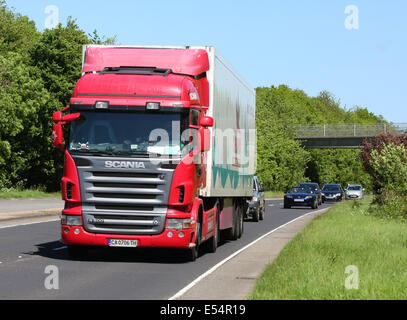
[322,185,341,191]
[299,183,318,190]
[348,186,362,191]
[289,187,313,194]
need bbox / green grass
[0,188,60,199]
[248,199,407,300]
[265,191,285,198]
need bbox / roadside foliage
[362,135,407,220]
[256,86,382,192]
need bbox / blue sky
[5,0,407,122]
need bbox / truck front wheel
[188,222,201,262]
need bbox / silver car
[345,184,364,200]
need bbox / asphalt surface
[0,199,333,300]
[0,198,63,214]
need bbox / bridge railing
[296,123,407,138]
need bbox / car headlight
[286,195,293,199]
[305,196,313,200]
[166,218,191,231]
[336,193,341,197]
[61,214,82,226]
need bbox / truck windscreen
[68,111,190,157]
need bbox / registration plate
[294,199,305,202]
[108,239,138,248]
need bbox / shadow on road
[27,237,230,265]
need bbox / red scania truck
[52,45,256,261]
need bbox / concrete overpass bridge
[295,123,407,148]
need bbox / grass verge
[0,188,60,199]
[248,199,407,300]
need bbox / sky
[5,0,407,123]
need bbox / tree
[0,52,54,188]
[0,1,40,58]
[361,132,407,195]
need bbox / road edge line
[0,217,60,229]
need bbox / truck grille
[74,156,175,235]
[83,210,166,234]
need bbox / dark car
[298,182,323,205]
[321,184,344,202]
[284,186,319,209]
[246,176,265,222]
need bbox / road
[0,198,63,214]
[0,199,333,300]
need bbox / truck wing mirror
[51,111,80,151]
[52,123,65,151]
[53,111,63,122]
[63,113,81,122]
[200,116,213,128]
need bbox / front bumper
[322,194,342,201]
[248,200,260,211]
[284,198,313,206]
[345,194,362,200]
[61,225,193,248]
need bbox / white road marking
[0,218,59,230]
[168,207,329,300]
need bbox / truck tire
[228,203,240,241]
[237,205,244,239]
[207,211,219,253]
[188,222,201,262]
[67,245,88,260]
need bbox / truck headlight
[166,218,191,231]
[61,214,82,226]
